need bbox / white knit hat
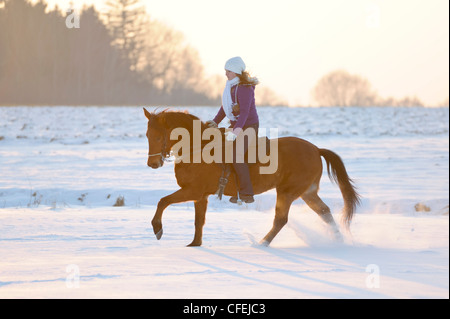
[224,56,246,75]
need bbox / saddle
[214,128,271,200]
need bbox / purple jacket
[213,84,259,133]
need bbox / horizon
[30,0,450,106]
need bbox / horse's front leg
[151,188,202,240]
[187,195,208,247]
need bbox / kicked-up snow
[0,106,448,298]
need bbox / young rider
[206,56,259,203]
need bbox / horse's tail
[319,149,361,228]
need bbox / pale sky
[43,0,449,106]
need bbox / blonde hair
[238,71,259,86]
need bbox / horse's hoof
[333,231,344,243]
[152,219,163,240]
[259,239,270,247]
[187,241,201,247]
[155,228,163,240]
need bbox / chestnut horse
[144,108,360,246]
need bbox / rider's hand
[225,131,237,142]
[205,120,218,128]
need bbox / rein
[148,129,220,163]
[147,120,227,163]
[148,130,171,161]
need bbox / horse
[144,108,360,247]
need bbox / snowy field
[0,106,448,299]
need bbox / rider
[206,56,260,204]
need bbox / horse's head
[144,108,208,168]
[144,108,169,169]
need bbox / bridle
[147,129,171,161]
[147,122,220,163]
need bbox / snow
[0,106,448,299]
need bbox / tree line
[312,70,434,107]
[0,0,290,107]
[1,0,442,107]
[0,0,223,106]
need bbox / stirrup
[239,194,255,204]
[230,194,254,204]
[215,164,231,200]
[229,196,239,203]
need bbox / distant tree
[380,96,423,107]
[105,0,147,72]
[140,18,181,94]
[139,18,217,105]
[0,0,11,101]
[0,0,267,106]
[313,69,428,107]
[257,86,288,106]
[167,46,209,99]
[64,5,135,105]
[202,74,223,103]
[0,0,143,105]
[313,70,378,106]
[141,20,194,95]
[0,0,53,104]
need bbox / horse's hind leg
[187,195,208,247]
[301,187,342,241]
[261,192,295,246]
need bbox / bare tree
[105,0,147,72]
[201,74,223,103]
[383,96,423,107]
[313,70,378,106]
[257,86,288,106]
[140,19,184,94]
[139,18,216,104]
[313,69,427,107]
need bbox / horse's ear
[143,108,152,120]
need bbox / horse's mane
[151,109,205,133]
